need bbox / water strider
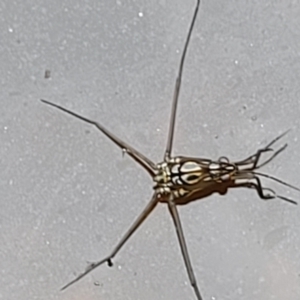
[42,1,299,299]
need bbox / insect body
[41,1,298,299]
[155,157,236,203]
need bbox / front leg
[232,176,297,205]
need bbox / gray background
[1,0,300,299]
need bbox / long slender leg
[61,193,159,290]
[164,0,200,160]
[41,99,156,177]
[167,196,203,300]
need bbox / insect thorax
[154,157,236,204]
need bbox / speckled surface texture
[1,0,300,299]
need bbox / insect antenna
[254,171,300,194]
[252,171,299,205]
[254,143,287,169]
[234,131,299,205]
[255,130,290,169]
[249,132,300,201]
[164,0,200,161]
[235,130,290,169]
